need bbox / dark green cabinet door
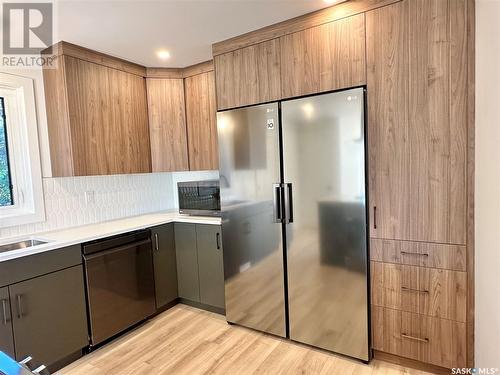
[152,223,178,308]
[0,287,14,357]
[197,225,225,309]
[174,223,200,302]
[9,265,88,368]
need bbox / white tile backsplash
[0,173,178,239]
[1,170,220,239]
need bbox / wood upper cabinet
[214,39,281,110]
[146,78,189,172]
[366,0,467,245]
[185,71,218,170]
[280,13,366,98]
[44,55,151,176]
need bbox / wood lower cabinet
[147,78,189,172]
[371,261,467,322]
[185,71,218,170]
[0,287,14,357]
[152,224,178,309]
[44,55,151,176]
[371,237,468,368]
[370,238,467,272]
[372,306,466,369]
[280,13,366,98]
[366,0,468,245]
[214,39,281,110]
[10,265,88,369]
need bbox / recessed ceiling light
[323,0,345,4]
[157,50,170,60]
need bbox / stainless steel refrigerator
[217,87,369,361]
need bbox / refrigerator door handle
[273,183,283,223]
[284,183,294,224]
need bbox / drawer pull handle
[401,286,429,294]
[401,333,429,343]
[401,251,429,257]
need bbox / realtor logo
[2,3,53,55]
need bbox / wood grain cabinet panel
[371,261,466,322]
[407,0,468,245]
[371,262,419,313]
[44,55,151,176]
[367,0,468,245]
[420,313,467,369]
[372,306,466,368]
[214,39,281,110]
[370,238,466,272]
[366,1,410,241]
[185,71,218,170]
[146,78,189,172]
[419,267,467,322]
[280,13,366,99]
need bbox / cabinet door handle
[1,299,8,325]
[401,333,429,343]
[401,251,429,257]
[401,286,429,294]
[373,206,377,229]
[154,233,159,252]
[16,294,23,319]
[216,232,221,250]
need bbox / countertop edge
[0,212,221,263]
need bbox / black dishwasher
[82,230,155,347]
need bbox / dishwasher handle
[83,238,152,261]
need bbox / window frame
[0,72,45,227]
[0,96,15,206]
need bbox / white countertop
[0,211,221,263]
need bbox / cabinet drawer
[370,239,466,271]
[0,245,82,287]
[371,262,466,322]
[372,306,466,368]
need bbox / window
[0,97,14,206]
[0,73,45,228]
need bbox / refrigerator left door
[217,102,286,338]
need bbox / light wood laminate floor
[59,304,431,375]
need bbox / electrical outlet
[85,191,95,205]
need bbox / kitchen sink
[0,239,49,254]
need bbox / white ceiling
[53,0,333,68]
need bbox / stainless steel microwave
[178,180,221,217]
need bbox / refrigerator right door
[281,88,369,360]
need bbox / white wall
[475,0,500,367]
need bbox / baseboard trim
[179,298,225,315]
[373,350,451,375]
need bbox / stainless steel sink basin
[0,239,49,254]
